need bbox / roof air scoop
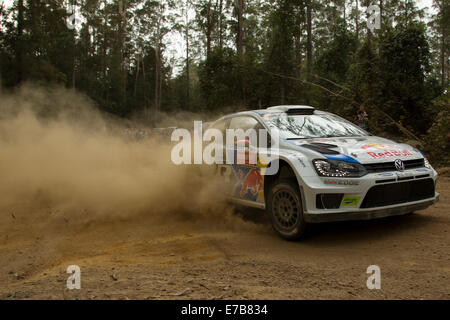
[267,105,315,115]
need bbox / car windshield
[264,113,369,139]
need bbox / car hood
[284,136,423,164]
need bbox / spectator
[355,106,369,130]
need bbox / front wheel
[266,179,307,240]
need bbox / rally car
[210,105,439,240]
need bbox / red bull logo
[234,168,263,201]
[367,149,413,158]
[240,169,263,198]
[360,143,392,150]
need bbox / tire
[266,178,307,240]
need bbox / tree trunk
[0,1,4,22]
[306,0,312,80]
[185,3,190,107]
[186,29,190,107]
[218,0,223,50]
[441,30,446,88]
[141,56,148,119]
[280,83,285,105]
[378,0,383,57]
[343,0,346,25]
[206,0,212,59]
[236,0,244,58]
[355,0,359,43]
[366,3,373,98]
[295,35,301,77]
[440,0,446,88]
[71,0,76,88]
[134,55,140,98]
[0,0,3,93]
[236,0,246,105]
[17,0,24,84]
[379,0,383,27]
[442,0,446,87]
[366,3,372,45]
[118,0,127,106]
[159,58,163,114]
[102,2,108,103]
[154,46,160,120]
[154,11,161,123]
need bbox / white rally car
[210,105,439,240]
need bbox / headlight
[424,158,432,169]
[313,159,367,177]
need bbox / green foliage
[377,24,433,132]
[198,47,240,109]
[315,25,357,83]
[422,97,450,166]
[0,0,447,160]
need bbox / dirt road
[0,176,448,300]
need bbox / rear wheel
[266,178,307,240]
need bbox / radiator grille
[363,159,424,173]
[360,178,435,208]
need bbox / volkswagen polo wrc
[209,105,439,240]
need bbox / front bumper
[296,164,440,223]
[303,194,439,223]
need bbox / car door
[207,118,229,164]
[226,116,265,205]
[208,118,236,195]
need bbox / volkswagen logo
[394,159,405,171]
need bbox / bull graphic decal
[233,166,263,201]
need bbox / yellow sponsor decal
[341,196,361,207]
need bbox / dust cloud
[0,85,257,240]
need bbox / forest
[0,0,449,163]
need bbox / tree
[16,0,24,84]
[235,0,245,104]
[306,0,312,79]
[0,0,445,143]
[377,24,433,132]
[0,0,5,92]
[430,0,450,89]
[195,0,217,60]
